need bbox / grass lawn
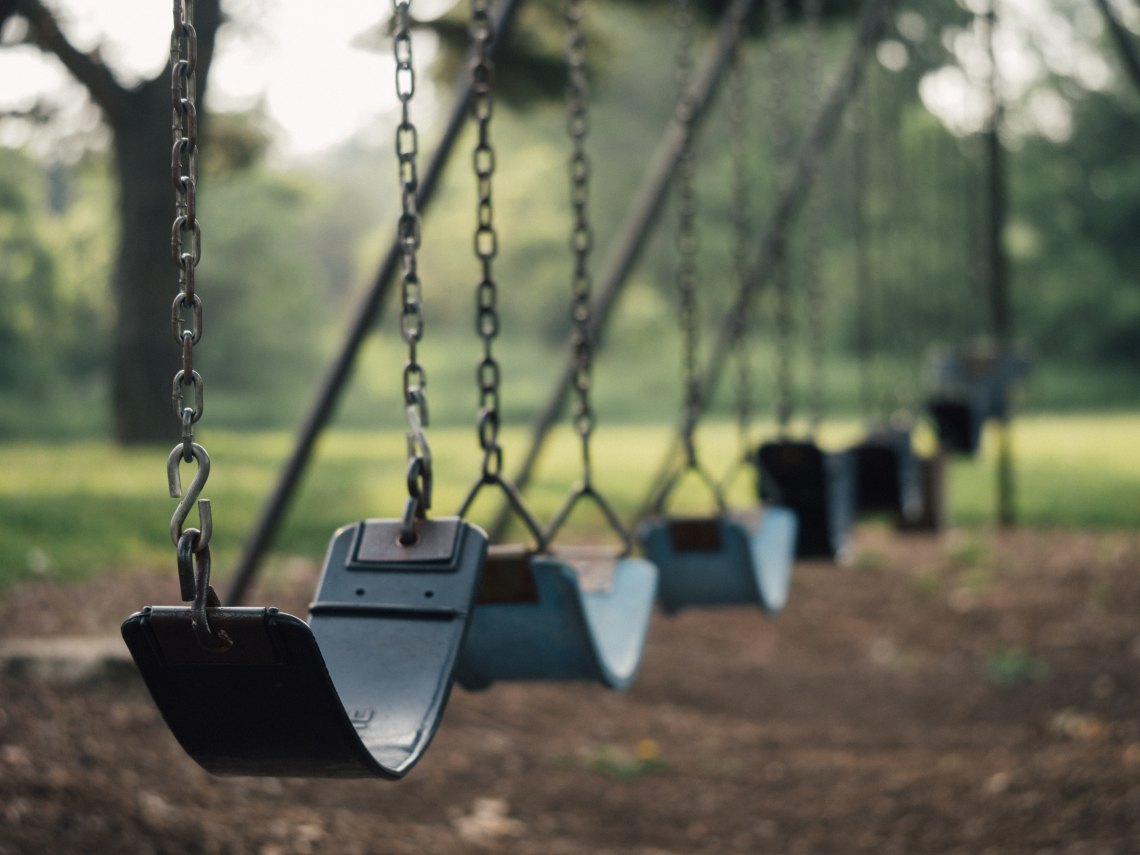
[0,412,1136,589]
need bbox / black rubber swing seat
[456,544,657,690]
[850,427,922,523]
[637,507,799,615]
[927,395,985,455]
[756,440,856,561]
[121,517,488,778]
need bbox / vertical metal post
[984,0,1015,528]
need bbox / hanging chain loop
[765,0,794,433]
[164,0,227,651]
[393,0,433,526]
[168,0,211,568]
[673,0,701,463]
[469,0,502,483]
[566,0,595,485]
[727,31,753,461]
[456,0,547,551]
[544,0,634,553]
[803,0,826,433]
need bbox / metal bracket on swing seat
[121,517,487,778]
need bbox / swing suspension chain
[765,0,794,432]
[393,0,433,526]
[850,86,875,422]
[566,0,596,483]
[469,0,503,481]
[803,0,826,432]
[673,0,701,466]
[727,39,753,453]
[166,0,228,649]
[168,0,210,557]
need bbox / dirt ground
[0,526,1137,854]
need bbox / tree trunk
[110,81,183,444]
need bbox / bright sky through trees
[0,0,449,155]
[0,0,1134,155]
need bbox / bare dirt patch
[1,527,1138,854]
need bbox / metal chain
[850,86,875,422]
[566,0,596,484]
[765,0,794,433]
[169,0,210,557]
[470,0,503,482]
[166,0,227,648]
[393,0,433,533]
[803,0,826,432]
[673,0,701,465]
[170,0,203,460]
[727,37,753,455]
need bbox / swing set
[118,0,1019,779]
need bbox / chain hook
[177,531,231,651]
[167,442,213,552]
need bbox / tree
[1,0,222,443]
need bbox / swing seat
[851,428,922,523]
[636,506,798,614]
[897,454,945,533]
[456,544,657,691]
[756,440,855,561]
[121,517,487,778]
[927,395,985,455]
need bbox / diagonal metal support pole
[635,0,894,518]
[486,0,759,542]
[225,0,527,606]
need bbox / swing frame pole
[225,0,527,606]
[636,0,894,517]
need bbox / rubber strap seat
[457,544,657,691]
[122,518,487,778]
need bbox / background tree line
[0,0,1136,442]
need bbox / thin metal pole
[486,0,758,542]
[225,0,527,606]
[637,0,893,516]
[984,0,1015,528]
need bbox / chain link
[167,0,213,569]
[565,0,596,480]
[170,0,203,443]
[765,0,794,432]
[469,0,502,481]
[393,0,433,523]
[850,86,875,422]
[802,0,826,432]
[673,0,701,463]
[727,36,753,455]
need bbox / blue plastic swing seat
[121,517,488,778]
[896,453,945,533]
[851,427,922,523]
[456,544,658,691]
[927,344,1030,455]
[636,507,798,615]
[756,440,856,561]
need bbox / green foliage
[0,149,61,392]
[1,412,1139,590]
[982,647,1049,686]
